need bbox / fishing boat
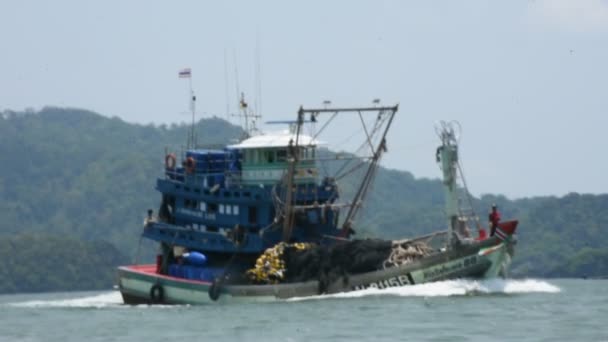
[117,97,517,304]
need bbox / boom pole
[280,104,399,242]
[340,106,398,234]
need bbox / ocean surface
[0,279,606,342]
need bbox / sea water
[0,279,606,342]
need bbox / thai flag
[495,220,518,242]
[178,68,191,78]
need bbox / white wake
[8,291,123,309]
[6,279,560,307]
[289,278,561,301]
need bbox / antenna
[233,49,241,122]
[230,92,261,138]
[255,33,263,117]
[224,49,231,121]
[179,67,196,149]
[230,49,262,139]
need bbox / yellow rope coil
[246,242,314,284]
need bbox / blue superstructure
[143,129,343,279]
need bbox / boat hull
[118,237,513,305]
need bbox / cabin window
[277,149,287,162]
[208,203,218,213]
[219,204,225,214]
[226,205,232,215]
[184,199,191,207]
[200,202,206,212]
[248,206,258,224]
[190,200,198,209]
[266,150,274,163]
[233,205,239,216]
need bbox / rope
[134,235,143,265]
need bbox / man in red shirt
[489,204,501,236]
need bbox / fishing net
[246,239,393,289]
[382,240,434,269]
[246,238,435,292]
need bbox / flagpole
[189,75,196,149]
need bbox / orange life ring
[165,154,176,169]
[185,156,196,174]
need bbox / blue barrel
[183,251,207,266]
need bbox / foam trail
[8,291,123,309]
[288,278,560,301]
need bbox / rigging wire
[312,112,338,140]
[457,160,482,230]
[331,112,389,179]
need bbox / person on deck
[489,204,501,236]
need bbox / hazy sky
[2,0,607,199]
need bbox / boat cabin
[229,130,319,185]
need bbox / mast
[281,107,304,242]
[435,121,460,248]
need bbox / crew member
[488,204,501,236]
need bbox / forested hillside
[0,107,242,293]
[1,107,606,293]
[0,107,242,252]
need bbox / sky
[1,0,607,199]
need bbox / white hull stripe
[495,228,508,240]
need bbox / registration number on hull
[351,254,480,291]
[352,274,413,291]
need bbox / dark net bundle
[283,239,393,291]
